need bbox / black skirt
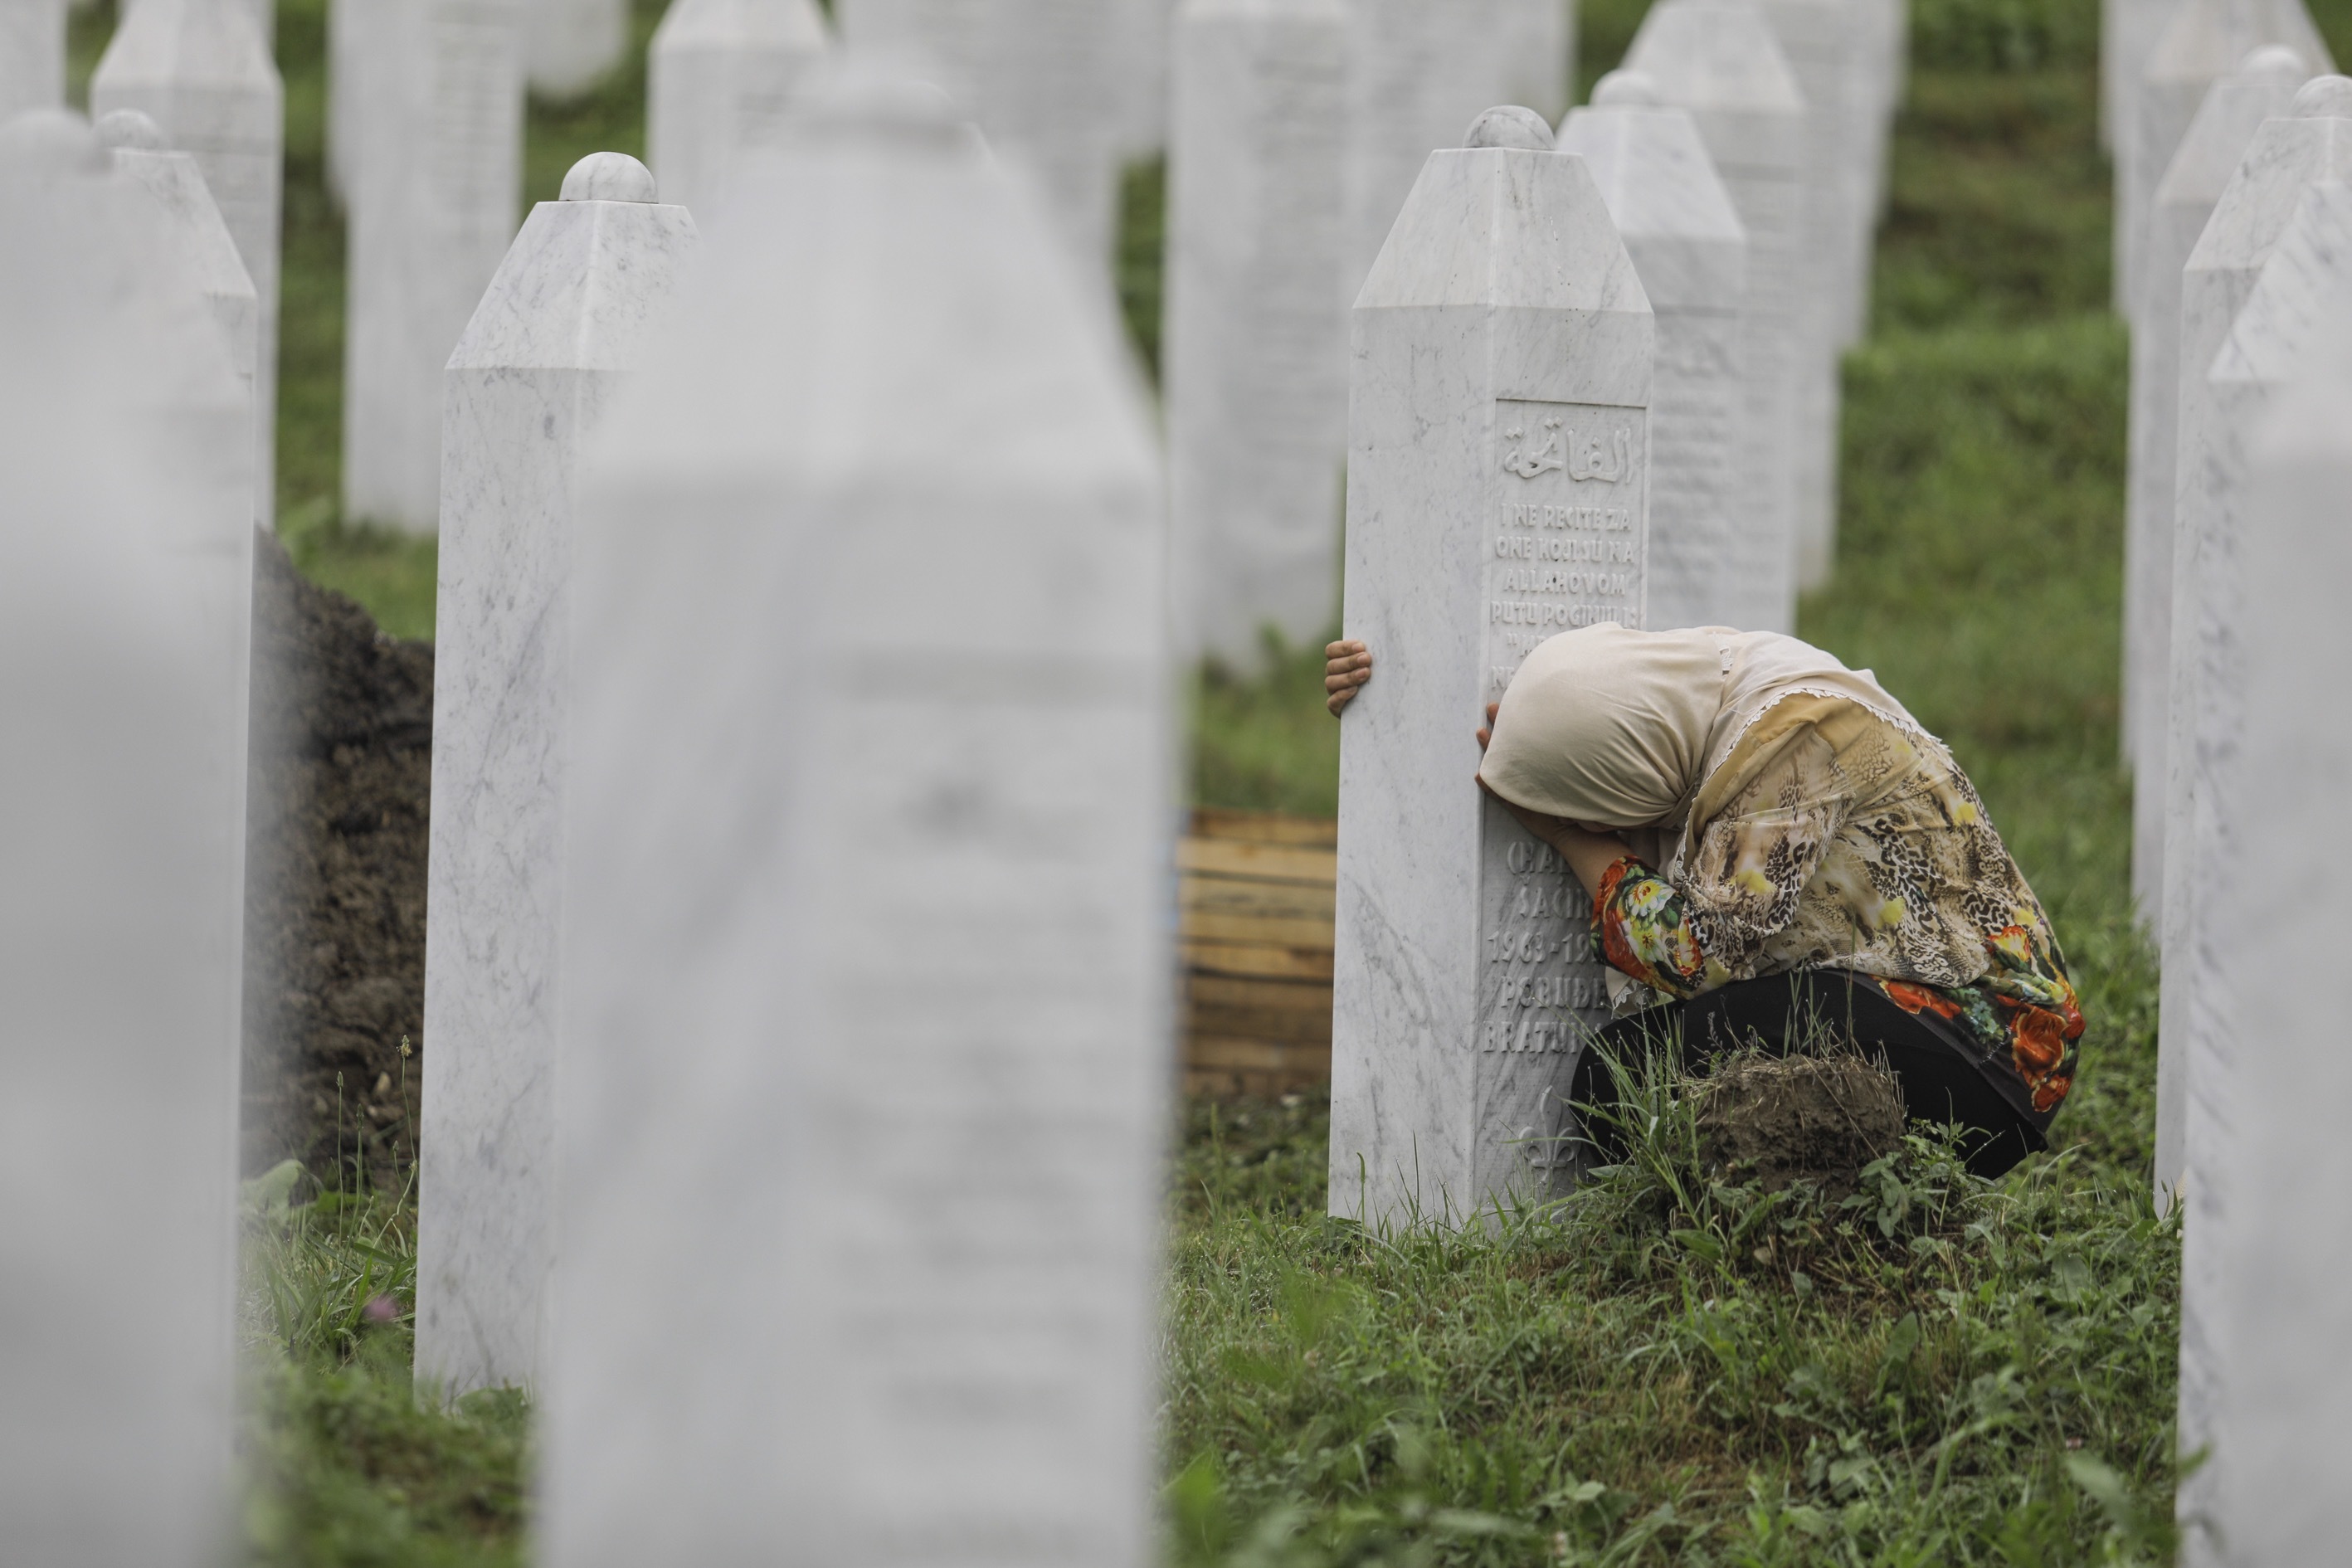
[1570,969,2048,1178]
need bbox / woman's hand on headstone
[1325,640,1372,716]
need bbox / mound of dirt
[1695,1054,1905,1200]
[240,532,433,1187]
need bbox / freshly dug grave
[1695,1054,1905,1200]
[241,533,433,1188]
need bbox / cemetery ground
[64,0,2352,1561]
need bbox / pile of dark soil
[241,533,433,1188]
[1695,1054,1905,1201]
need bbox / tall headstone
[646,0,828,217]
[538,77,1171,1566]
[833,0,1130,267]
[327,0,361,203]
[2123,42,2304,902]
[2124,0,2331,314]
[0,109,252,1568]
[2208,319,2352,1568]
[2166,167,2352,1566]
[343,0,524,533]
[1754,0,1862,588]
[91,0,284,523]
[2107,0,2184,153]
[0,0,64,119]
[95,108,261,523]
[1340,0,1575,301]
[1625,0,1808,632]
[1164,0,1347,670]
[1328,108,1653,1226]
[2152,75,2352,1210]
[1118,0,1172,157]
[416,153,699,1405]
[1557,72,1746,635]
[525,0,625,97]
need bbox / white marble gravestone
[0,109,252,1568]
[327,0,362,203]
[2165,169,2352,1563]
[1624,0,1807,633]
[0,0,64,120]
[2208,319,2352,1568]
[1339,0,1575,302]
[2124,0,2331,314]
[525,0,624,96]
[833,0,1131,267]
[91,0,283,524]
[538,77,1170,1567]
[2123,43,2303,894]
[1753,0,1861,589]
[2107,0,2184,153]
[1558,73,1746,635]
[647,0,828,217]
[416,153,699,1405]
[343,0,524,532]
[1117,0,1172,157]
[2152,75,2352,1209]
[96,108,261,521]
[1328,111,1653,1227]
[1164,0,1346,670]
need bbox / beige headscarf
[1476,624,1916,830]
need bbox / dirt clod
[240,533,432,1187]
[1695,1054,1905,1200]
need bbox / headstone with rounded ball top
[1329,106,1653,1228]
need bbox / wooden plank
[1186,972,1332,1015]
[1181,941,1336,981]
[1177,837,1337,885]
[1184,1035,1333,1074]
[1178,908,1337,949]
[1179,877,1333,923]
[1190,807,1338,848]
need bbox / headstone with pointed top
[1164,0,1347,671]
[1558,71,1746,635]
[2208,314,2352,1568]
[0,0,65,119]
[0,107,253,1568]
[2155,77,2352,1556]
[1328,107,1653,1228]
[91,0,284,524]
[415,152,699,1406]
[537,75,1171,1566]
[2125,42,2305,909]
[832,0,1131,267]
[342,0,525,533]
[2123,0,2332,313]
[648,0,829,217]
[1624,0,1807,632]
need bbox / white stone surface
[2208,317,2352,1568]
[1753,0,1861,589]
[0,0,65,120]
[2153,78,2352,1216]
[647,0,828,217]
[2124,42,2304,906]
[538,76,1170,1567]
[1164,0,1346,670]
[327,0,359,202]
[1117,0,1172,156]
[1329,132,1653,1227]
[1624,0,1807,633]
[416,153,698,1405]
[343,0,524,533]
[92,0,283,525]
[2107,0,2184,153]
[1339,0,1575,302]
[2166,167,2352,1567]
[0,109,253,1568]
[834,0,1132,267]
[2125,0,2331,314]
[525,0,624,97]
[1558,74,1746,635]
[98,108,261,524]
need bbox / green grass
[177,0,2213,1557]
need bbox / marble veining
[537,77,1169,1566]
[1164,0,1347,671]
[416,154,699,1405]
[1332,138,1653,1226]
[648,0,829,218]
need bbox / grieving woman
[1325,624,2082,1176]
